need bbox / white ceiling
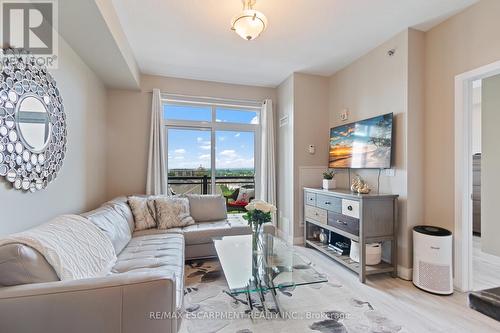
[59,0,140,89]
[112,0,477,87]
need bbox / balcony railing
[168,175,255,196]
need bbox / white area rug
[179,252,407,333]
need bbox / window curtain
[258,99,276,209]
[146,89,168,195]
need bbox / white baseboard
[397,265,413,281]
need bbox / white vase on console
[322,179,336,190]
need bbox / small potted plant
[322,170,336,190]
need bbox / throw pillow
[236,187,255,203]
[128,196,157,231]
[185,194,227,222]
[154,197,195,229]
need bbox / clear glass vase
[252,224,262,253]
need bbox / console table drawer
[327,211,359,236]
[305,205,327,224]
[305,192,316,206]
[316,194,342,213]
[342,199,360,219]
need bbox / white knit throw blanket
[0,214,117,280]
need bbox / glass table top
[213,233,328,295]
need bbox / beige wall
[324,0,500,272]
[406,29,426,268]
[106,74,276,199]
[293,73,330,242]
[328,29,425,272]
[480,73,500,256]
[276,75,294,241]
[424,0,500,232]
[275,73,329,244]
[0,37,108,235]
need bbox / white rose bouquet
[243,200,276,251]
[243,200,277,243]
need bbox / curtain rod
[146,91,264,105]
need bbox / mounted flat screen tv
[329,113,393,169]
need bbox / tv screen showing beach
[329,113,393,169]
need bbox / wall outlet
[340,108,349,121]
[385,169,395,177]
[308,145,316,154]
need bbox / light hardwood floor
[473,235,500,291]
[296,245,500,333]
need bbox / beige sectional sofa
[0,194,273,333]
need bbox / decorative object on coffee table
[0,49,67,192]
[322,169,336,190]
[243,200,276,252]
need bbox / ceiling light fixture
[231,0,268,41]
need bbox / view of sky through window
[165,104,256,174]
[216,130,254,172]
[167,129,254,171]
[164,104,212,122]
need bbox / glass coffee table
[213,233,327,317]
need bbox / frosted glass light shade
[231,9,268,41]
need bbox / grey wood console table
[303,188,399,283]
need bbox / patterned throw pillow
[236,187,255,203]
[128,196,157,231]
[154,197,195,229]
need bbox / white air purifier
[412,226,453,295]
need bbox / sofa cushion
[128,196,157,231]
[183,220,251,245]
[154,197,195,229]
[186,194,227,222]
[226,214,276,236]
[226,214,252,232]
[112,233,184,309]
[0,243,58,286]
[81,205,132,254]
[132,228,183,237]
[104,197,136,233]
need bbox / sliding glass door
[167,127,211,195]
[214,130,256,200]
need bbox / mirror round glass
[15,95,51,152]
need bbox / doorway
[455,60,500,292]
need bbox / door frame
[454,59,500,292]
